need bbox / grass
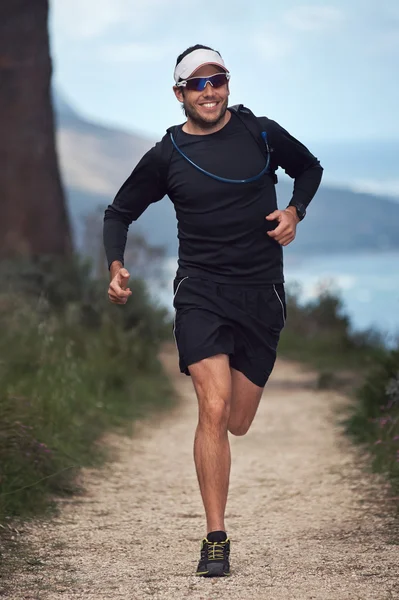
[346,349,399,497]
[0,257,174,522]
[278,282,388,372]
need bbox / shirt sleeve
[103,141,167,269]
[265,118,323,208]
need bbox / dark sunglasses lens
[209,74,228,88]
[185,79,200,91]
[185,74,228,91]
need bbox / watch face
[296,203,306,220]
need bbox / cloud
[349,179,399,198]
[283,5,345,33]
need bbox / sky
[49,0,399,144]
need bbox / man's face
[173,64,230,129]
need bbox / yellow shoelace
[206,540,228,561]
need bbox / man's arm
[266,118,323,209]
[264,119,323,246]
[103,142,167,270]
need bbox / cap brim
[188,62,228,78]
[174,48,228,82]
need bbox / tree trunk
[0,0,72,259]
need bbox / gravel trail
[7,347,398,599]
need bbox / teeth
[202,102,217,108]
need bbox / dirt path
[7,347,398,599]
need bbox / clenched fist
[108,263,132,305]
[265,207,300,246]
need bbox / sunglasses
[176,72,230,92]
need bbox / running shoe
[195,536,230,577]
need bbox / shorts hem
[229,363,272,388]
[180,344,233,375]
[230,353,277,388]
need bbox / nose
[202,81,214,94]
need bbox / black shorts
[172,276,286,388]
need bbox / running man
[103,44,323,577]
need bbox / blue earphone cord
[169,131,271,184]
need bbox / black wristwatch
[288,202,306,221]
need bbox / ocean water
[283,251,399,343]
[154,251,399,344]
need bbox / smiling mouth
[199,102,218,109]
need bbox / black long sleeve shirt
[103,109,323,284]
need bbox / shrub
[0,257,173,519]
[346,349,399,494]
[279,281,386,370]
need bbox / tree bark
[0,0,72,259]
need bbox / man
[103,44,323,578]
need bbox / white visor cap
[174,49,228,83]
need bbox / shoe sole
[196,563,230,577]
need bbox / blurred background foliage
[0,254,173,520]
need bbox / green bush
[279,282,387,370]
[346,349,399,494]
[0,257,173,520]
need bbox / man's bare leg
[228,367,264,436]
[189,354,232,534]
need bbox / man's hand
[108,261,132,305]
[265,206,300,246]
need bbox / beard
[182,95,229,130]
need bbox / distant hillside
[54,94,399,257]
[310,139,399,198]
[54,93,153,199]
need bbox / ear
[173,85,184,103]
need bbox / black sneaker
[195,536,231,577]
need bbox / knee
[198,397,231,430]
[228,421,250,437]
